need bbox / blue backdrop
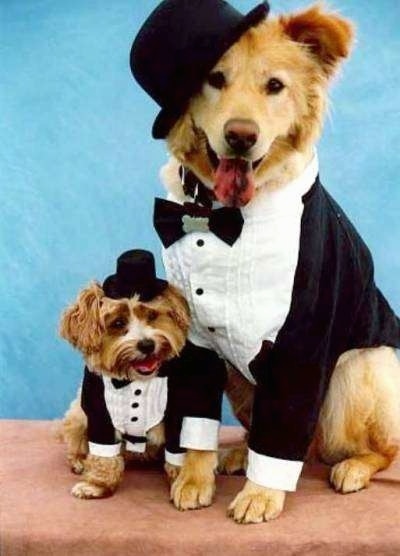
[1,0,399,421]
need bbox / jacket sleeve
[164,341,227,465]
[246,347,331,492]
[81,366,121,457]
[242,186,350,492]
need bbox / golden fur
[159,4,400,523]
[164,4,353,196]
[170,450,218,510]
[59,281,189,498]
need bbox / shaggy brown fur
[72,454,125,499]
[60,282,189,374]
[159,4,400,524]
[59,281,190,499]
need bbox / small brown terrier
[59,251,189,499]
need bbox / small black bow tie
[122,433,147,444]
[111,378,131,389]
[153,198,244,248]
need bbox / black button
[131,417,138,422]
[196,288,204,296]
[135,389,142,395]
[131,402,139,409]
[208,327,215,332]
[197,239,204,247]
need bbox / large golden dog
[160,5,400,523]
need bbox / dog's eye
[110,318,127,329]
[147,309,159,323]
[266,78,285,95]
[207,71,226,89]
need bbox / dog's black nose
[224,119,259,154]
[137,338,155,355]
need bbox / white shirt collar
[167,151,319,217]
[241,152,319,218]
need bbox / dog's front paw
[71,481,111,499]
[227,480,285,524]
[170,450,217,511]
[171,471,215,510]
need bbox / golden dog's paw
[171,471,215,511]
[218,447,247,475]
[330,459,371,494]
[227,480,285,524]
[71,481,110,499]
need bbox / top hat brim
[151,2,269,139]
[103,275,168,302]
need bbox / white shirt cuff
[165,450,186,466]
[246,449,303,492]
[180,417,220,451]
[88,442,121,457]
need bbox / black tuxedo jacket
[163,179,400,485]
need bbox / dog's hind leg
[318,347,400,494]
[330,452,394,494]
[218,443,248,475]
[61,394,88,474]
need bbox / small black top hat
[103,250,168,301]
[130,0,269,139]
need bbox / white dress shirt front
[88,375,167,456]
[161,155,319,490]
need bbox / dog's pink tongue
[134,356,159,374]
[214,157,255,207]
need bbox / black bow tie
[122,433,147,444]
[111,378,131,389]
[153,198,244,248]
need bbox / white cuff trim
[246,449,303,492]
[180,417,219,451]
[88,442,121,457]
[165,450,185,466]
[125,441,146,454]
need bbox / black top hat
[103,250,168,301]
[130,0,269,139]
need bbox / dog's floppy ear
[60,281,105,355]
[281,4,354,77]
[165,285,190,334]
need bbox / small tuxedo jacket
[81,366,168,456]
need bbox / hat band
[103,275,167,301]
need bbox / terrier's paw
[68,455,85,475]
[71,481,110,499]
[218,447,247,475]
[164,462,181,484]
[330,459,371,494]
[171,470,215,511]
[227,480,285,524]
